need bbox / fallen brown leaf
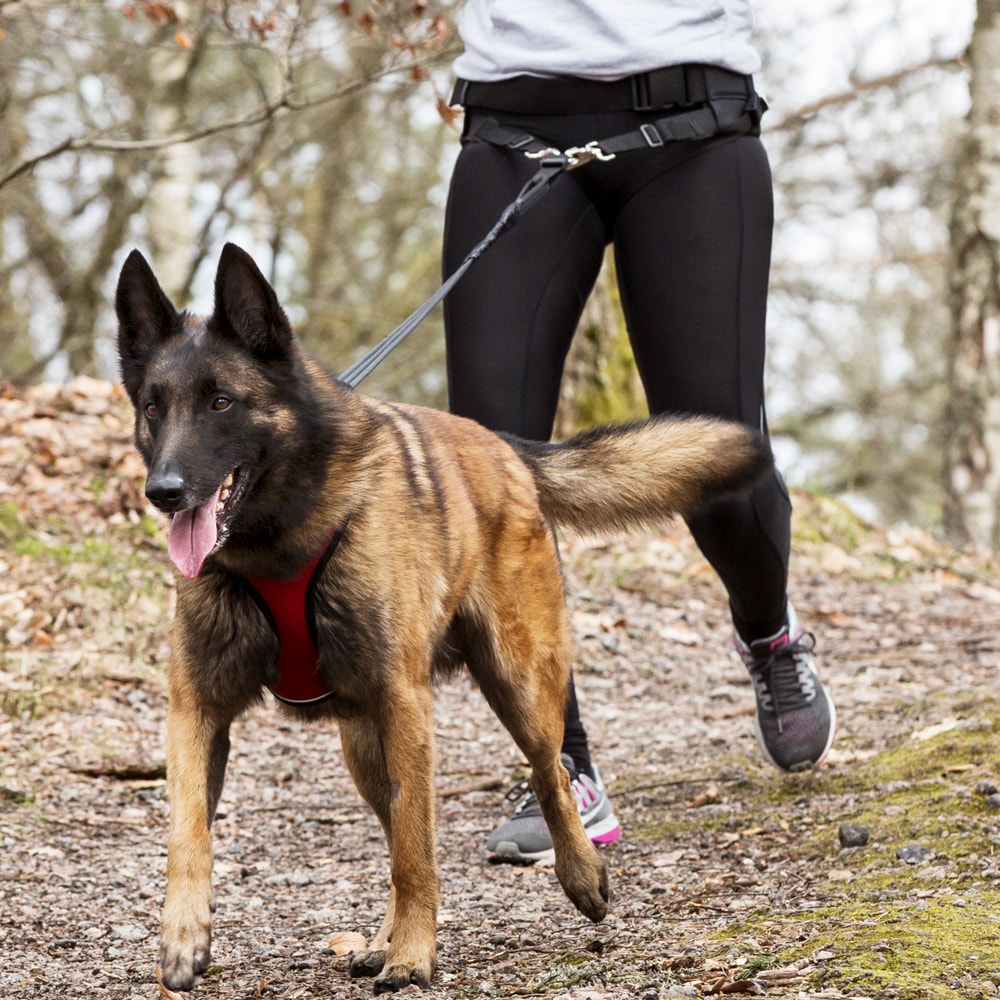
[329,930,368,956]
[687,782,719,808]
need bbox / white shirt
[453,0,761,82]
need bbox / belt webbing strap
[451,65,754,114]
[468,103,724,156]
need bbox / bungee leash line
[338,145,604,390]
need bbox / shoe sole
[588,814,623,845]
[489,813,622,864]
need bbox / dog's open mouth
[167,468,246,578]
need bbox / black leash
[339,152,579,389]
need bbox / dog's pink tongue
[167,488,221,578]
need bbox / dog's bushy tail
[507,414,773,533]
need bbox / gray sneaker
[487,753,622,863]
[735,605,836,772]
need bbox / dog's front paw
[348,947,386,979]
[373,962,432,994]
[556,848,610,923]
[159,899,213,991]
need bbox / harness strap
[467,104,723,156]
[244,527,346,706]
[337,67,764,389]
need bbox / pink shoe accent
[591,825,622,846]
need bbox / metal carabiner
[524,146,563,160]
[525,141,615,170]
[563,141,616,168]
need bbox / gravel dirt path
[3,379,1000,1000]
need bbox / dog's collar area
[243,527,346,705]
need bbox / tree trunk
[942,0,1000,548]
[146,37,200,299]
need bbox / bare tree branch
[0,53,453,190]
[768,54,967,132]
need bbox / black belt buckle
[631,65,688,111]
[630,73,652,111]
[639,123,664,148]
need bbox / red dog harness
[244,529,345,706]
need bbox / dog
[115,243,772,994]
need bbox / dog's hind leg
[469,605,610,923]
[340,692,439,993]
[158,686,234,991]
[485,679,609,922]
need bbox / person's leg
[611,135,787,627]
[444,127,607,774]
[611,135,835,769]
[443,126,622,850]
[444,133,607,440]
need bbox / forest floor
[3,377,1000,1000]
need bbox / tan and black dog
[115,243,771,994]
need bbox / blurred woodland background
[2,0,1000,547]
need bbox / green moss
[551,951,592,968]
[13,533,119,568]
[0,489,169,718]
[534,955,647,994]
[138,513,162,539]
[553,254,648,436]
[0,500,30,545]
[0,686,56,720]
[736,952,782,979]
[791,490,872,551]
[9,510,155,579]
[88,475,107,502]
[0,786,33,805]
[674,714,1000,999]
[783,890,1000,999]
[570,317,647,432]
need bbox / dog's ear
[115,249,181,397]
[211,243,293,361]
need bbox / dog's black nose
[146,470,187,511]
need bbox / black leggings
[442,109,792,759]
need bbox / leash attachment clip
[525,140,615,170]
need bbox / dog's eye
[212,396,233,412]
[144,402,158,419]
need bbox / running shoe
[486,753,622,863]
[735,604,836,772]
